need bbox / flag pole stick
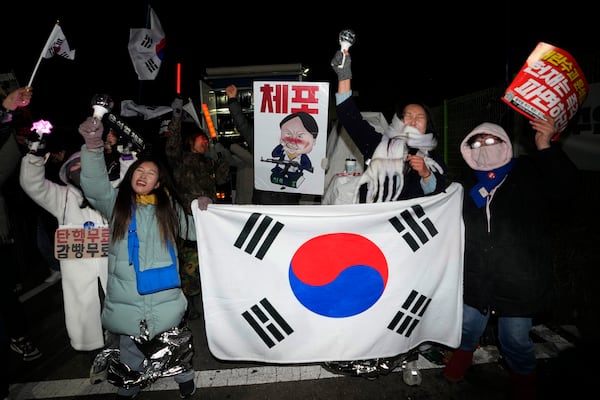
[136,5,151,104]
[28,20,60,87]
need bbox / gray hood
[460,122,513,171]
[59,151,81,186]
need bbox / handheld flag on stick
[183,98,201,128]
[28,21,76,86]
[128,6,166,80]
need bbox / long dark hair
[110,156,185,246]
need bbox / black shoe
[10,337,42,361]
[186,304,201,320]
[179,379,196,398]
[185,295,202,320]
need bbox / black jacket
[335,96,448,200]
[460,144,578,317]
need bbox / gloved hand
[330,50,352,81]
[78,117,104,149]
[197,196,213,211]
[171,97,183,118]
[26,133,49,157]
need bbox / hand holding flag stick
[3,86,33,109]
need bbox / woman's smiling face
[131,161,160,195]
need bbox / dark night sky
[2,1,596,134]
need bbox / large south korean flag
[192,182,464,363]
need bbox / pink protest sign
[502,42,588,136]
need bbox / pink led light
[31,119,53,135]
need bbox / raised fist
[330,50,352,81]
[78,116,104,149]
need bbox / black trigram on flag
[49,39,68,57]
[241,298,294,348]
[140,33,153,49]
[388,204,438,251]
[387,289,432,337]
[234,213,284,259]
[144,58,159,74]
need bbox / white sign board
[253,81,329,195]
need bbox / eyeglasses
[469,135,502,149]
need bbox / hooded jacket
[79,145,196,339]
[458,122,578,317]
[19,151,108,351]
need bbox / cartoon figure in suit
[265,112,318,189]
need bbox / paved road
[7,279,593,400]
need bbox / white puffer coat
[19,151,108,351]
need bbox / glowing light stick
[30,119,53,152]
[201,103,217,139]
[91,94,114,126]
[177,63,181,95]
[338,29,356,69]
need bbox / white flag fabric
[120,99,172,120]
[128,7,165,80]
[192,182,465,363]
[42,24,75,60]
[182,99,201,128]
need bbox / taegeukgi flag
[192,182,464,363]
[43,23,75,60]
[128,6,165,80]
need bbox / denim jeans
[117,335,195,397]
[459,304,537,375]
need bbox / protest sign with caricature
[253,81,329,195]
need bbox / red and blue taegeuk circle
[289,233,388,318]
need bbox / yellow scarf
[136,194,157,205]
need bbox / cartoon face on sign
[264,112,319,189]
[280,113,317,157]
